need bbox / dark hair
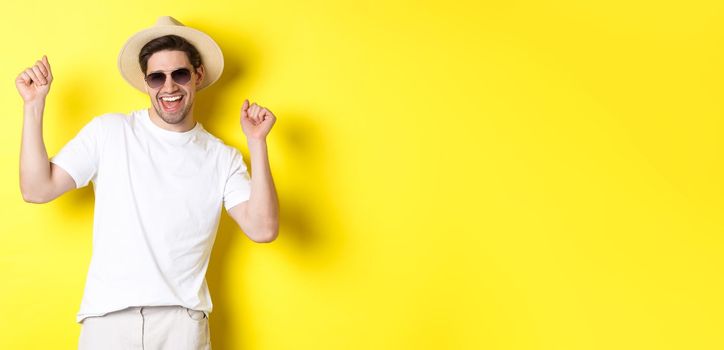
[138,35,203,74]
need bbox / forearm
[19,101,52,202]
[246,138,279,240]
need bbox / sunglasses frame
[144,68,193,89]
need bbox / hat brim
[118,25,224,93]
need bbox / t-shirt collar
[140,108,202,144]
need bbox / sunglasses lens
[145,68,192,88]
[145,72,166,88]
[172,69,191,85]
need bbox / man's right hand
[16,55,53,104]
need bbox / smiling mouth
[159,95,184,112]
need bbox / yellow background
[2,1,723,349]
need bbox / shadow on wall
[190,23,349,349]
[205,111,349,349]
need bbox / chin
[155,105,189,125]
[162,113,184,124]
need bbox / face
[144,50,204,125]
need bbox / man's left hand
[241,99,276,140]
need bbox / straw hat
[117,16,224,93]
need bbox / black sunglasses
[144,68,192,89]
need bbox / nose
[161,73,180,93]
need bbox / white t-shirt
[49,108,251,324]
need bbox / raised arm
[18,55,76,203]
[227,99,279,243]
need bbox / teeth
[161,96,182,102]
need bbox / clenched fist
[16,55,53,104]
[241,99,276,140]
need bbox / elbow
[22,194,47,204]
[252,225,279,243]
[20,186,48,204]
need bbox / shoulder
[73,111,131,134]
[93,111,136,127]
[75,111,137,141]
[197,129,246,167]
[200,129,242,155]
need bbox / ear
[195,65,206,88]
[142,71,150,94]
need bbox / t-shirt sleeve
[49,117,101,189]
[223,147,252,211]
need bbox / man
[17,16,279,349]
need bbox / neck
[147,107,197,132]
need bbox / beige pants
[78,305,210,349]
